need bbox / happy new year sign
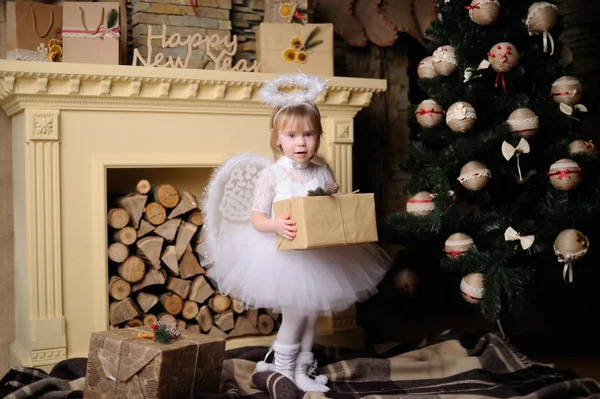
[132,24,261,72]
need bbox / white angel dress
[201,153,392,315]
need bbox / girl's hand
[273,214,296,240]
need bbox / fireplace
[0,60,386,368]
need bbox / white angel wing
[197,152,273,268]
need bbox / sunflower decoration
[282,27,323,64]
[278,2,308,24]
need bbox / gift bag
[6,0,63,62]
[273,193,379,250]
[62,2,120,64]
[255,22,334,75]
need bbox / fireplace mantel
[0,60,386,368]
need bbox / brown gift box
[84,327,225,399]
[62,2,120,64]
[255,23,334,76]
[264,0,312,23]
[273,193,379,250]
[6,0,63,62]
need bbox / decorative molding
[68,79,80,93]
[4,76,15,92]
[129,81,141,96]
[0,60,386,115]
[158,82,171,97]
[28,110,60,142]
[99,79,112,95]
[31,348,67,362]
[335,121,353,142]
[36,77,48,93]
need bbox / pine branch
[106,8,119,29]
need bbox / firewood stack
[107,179,280,339]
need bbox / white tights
[276,306,319,350]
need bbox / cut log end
[108,242,129,263]
[144,202,167,226]
[136,179,151,195]
[108,208,130,229]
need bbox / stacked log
[107,179,279,338]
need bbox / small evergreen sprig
[106,8,119,29]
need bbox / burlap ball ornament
[547,158,581,191]
[394,268,418,293]
[460,273,484,304]
[487,42,519,73]
[525,2,558,54]
[444,232,475,258]
[446,101,477,133]
[415,99,445,128]
[507,108,539,139]
[432,45,458,76]
[458,161,491,191]
[468,0,501,26]
[568,140,596,156]
[417,56,437,79]
[550,76,582,105]
[554,229,589,283]
[406,191,435,216]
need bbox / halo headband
[258,72,328,122]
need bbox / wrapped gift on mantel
[62,2,121,64]
[6,0,63,62]
[84,326,225,398]
[273,193,379,250]
[264,0,313,23]
[256,23,334,76]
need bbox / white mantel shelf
[0,60,386,116]
[0,59,386,369]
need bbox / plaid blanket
[207,330,600,399]
[1,330,599,399]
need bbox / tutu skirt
[207,222,392,315]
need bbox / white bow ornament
[464,59,491,83]
[502,138,530,181]
[504,226,535,250]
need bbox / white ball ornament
[550,76,582,105]
[554,229,589,283]
[487,42,519,73]
[406,191,435,216]
[458,161,491,191]
[507,108,539,139]
[432,45,458,76]
[467,0,501,26]
[415,99,445,128]
[525,2,558,54]
[547,158,581,191]
[460,273,484,304]
[417,56,437,79]
[568,140,596,156]
[446,101,477,133]
[444,233,475,258]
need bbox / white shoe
[255,341,299,382]
[294,351,330,392]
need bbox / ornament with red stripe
[467,0,500,26]
[550,76,582,105]
[417,56,437,79]
[432,45,458,76]
[444,232,475,258]
[415,99,445,128]
[507,108,539,139]
[488,42,519,94]
[406,191,435,216]
[460,273,484,304]
[547,158,581,191]
[458,161,491,191]
[568,140,597,156]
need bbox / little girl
[204,73,392,393]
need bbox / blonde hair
[269,104,324,159]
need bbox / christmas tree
[382,0,599,328]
